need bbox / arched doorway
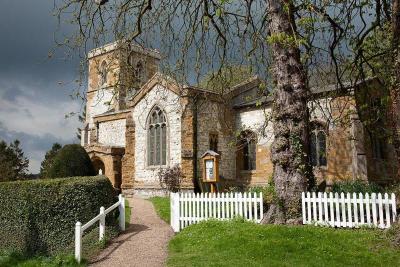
[92,157,105,175]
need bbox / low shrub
[331,179,382,194]
[387,183,400,196]
[158,164,184,192]
[248,185,277,206]
[47,144,96,178]
[0,176,117,256]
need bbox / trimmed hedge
[331,179,382,194]
[0,176,117,256]
[47,144,96,178]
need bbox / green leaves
[46,144,96,178]
[0,176,117,256]
[266,32,306,49]
[0,139,29,182]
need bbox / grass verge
[149,196,170,223]
[168,219,400,267]
[80,198,133,261]
[125,198,132,227]
[0,251,85,267]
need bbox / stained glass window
[147,106,167,166]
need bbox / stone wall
[121,114,135,190]
[196,100,236,186]
[98,119,126,146]
[87,146,125,188]
[86,42,160,126]
[132,83,182,189]
[86,47,121,127]
[233,96,361,188]
[180,96,196,189]
[235,106,274,186]
[119,50,160,102]
[87,88,116,126]
[310,96,356,185]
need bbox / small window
[238,130,257,171]
[134,60,145,83]
[310,123,327,167]
[99,60,107,86]
[209,133,218,152]
[147,106,167,166]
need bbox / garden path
[90,197,174,267]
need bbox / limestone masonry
[82,40,398,195]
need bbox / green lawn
[149,196,170,223]
[0,252,84,267]
[148,195,400,267]
[168,219,400,267]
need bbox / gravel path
[90,197,174,267]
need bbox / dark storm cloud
[0,1,78,75]
[0,0,80,101]
[0,0,82,173]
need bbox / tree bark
[266,0,310,223]
[390,0,400,179]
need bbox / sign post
[201,150,220,193]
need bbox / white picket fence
[302,192,397,229]
[170,192,263,232]
[75,194,126,263]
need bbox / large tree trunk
[264,0,310,223]
[390,0,400,179]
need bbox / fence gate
[170,192,263,232]
[302,192,397,228]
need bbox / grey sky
[0,1,272,174]
[0,0,82,173]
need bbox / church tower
[86,40,161,127]
[82,41,161,188]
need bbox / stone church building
[81,41,398,195]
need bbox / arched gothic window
[99,60,107,86]
[147,106,167,166]
[238,130,257,171]
[310,123,327,167]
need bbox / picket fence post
[391,193,397,222]
[169,191,264,231]
[75,222,82,263]
[301,191,397,229]
[260,192,264,222]
[74,195,125,263]
[118,194,126,231]
[99,206,105,240]
[170,193,180,232]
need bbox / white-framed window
[147,106,167,166]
